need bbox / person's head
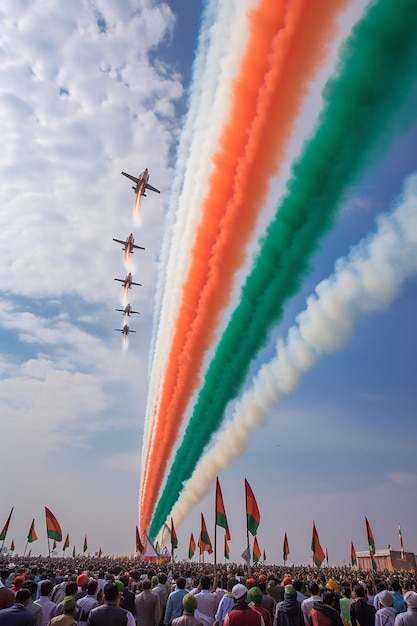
[232,583,248,601]
[353,585,366,599]
[77,574,89,589]
[15,588,32,606]
[142,579,152,590]
[13,575,25,591]
[326,579,339,593]
[247,586,263,606]
[182,593,197,613]
[176,577,186,590]
[322,591,335,607]
[282,575,292,586]
[391,579,401,592]
[342,587,351,599]
[378,591,393,608]
[200,576,211,590]
[284,585,297,597]
[62,596,76,614]
[119,575,129,588]
[404,591,417,609]
[40,580,54,596]
[309,582,319,596]
[22,580,37,598]
[65,581,78,596]
[86,580,98,596]
[377,582,387,593]
[104,582,119,603]
[227,578,238,592]
[293,580,303,593]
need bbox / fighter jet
[115,324,136,337]
[121,168,160,196]
[113,233,145,254]
[115,303,140,316]
[114,272,142,289]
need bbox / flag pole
[214,480,217,573]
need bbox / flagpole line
[214,486,217,573]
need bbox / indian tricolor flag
[63,534,70,551]
[45,507,62,542]
[83,534,88,553]
[27,519,38,543]
[215,477,230,540]
[188,533,196,559]
[365,517,376,554]
[199,513,213,554]
[311,521,325,567]
[245,479,260,536]
[351,541,357,567]
[0,508,13,541]
[252,536,261,564]
[10,538,15,552]
[224,535,230,561]
[283,532,290,562]
[171,517,178,551]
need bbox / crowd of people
[0,556,417,626]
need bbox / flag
[245,479,260,536]
[189,533,196,559]
[365,517,376,554]
[52,539,57,550]
[253,536,261,564]
[45,507,62,542]
[326,548,329,564]
[370,548,377,571]
[0,508,13,541]
[63,534,70,551]
[398,524,404,559]
[27,519,38,543]
[83,535,88,553]
[72,546,76,557]
[263,549,266,562]
[224,535,230,560]
[199,513,213,554]
[311,521,325,567]
[98,547,102,558]
[283,532,290,562]
[171,517,178,550]
[136,527,144,554]
[216,477,230,540]
[241,545,251,566]
[351,541,357,567]
[10,539,15,552]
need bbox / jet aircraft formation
[113,168,160,340]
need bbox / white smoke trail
[141,0,258,481]
[169,172,417,526]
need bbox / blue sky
[0,0,416,566]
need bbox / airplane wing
[129,330,137,333]
[129,310,140,315]
[132,243,145,250]
[121,171,140,184]
[112,238,125,245]
[145,182,160,194]
[130,281,142,286]
[115,309,125,313]
[114,329,123,332]
[114,278,125,283]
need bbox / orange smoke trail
[140,0,349,533]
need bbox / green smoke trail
[149,0,417,539]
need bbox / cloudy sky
[1,0,417,566]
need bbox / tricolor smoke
[169,172,417,524]
[140,0,353,534]
[148,0,417,539]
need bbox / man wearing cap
[172,594,203,626]
[248,586,272,626]
[224,584,264,626]
[274,585,304,626]
[394,592,417,626]
[47,596,77,625]
[375,590,396,626]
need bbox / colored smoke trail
[170,172,417,524]
[141,0,350,531]
[149,0,417,538]
[142,0,257,479]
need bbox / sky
[1,0,417,567]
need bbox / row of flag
[0,507,100,557]
[139,479,407,566]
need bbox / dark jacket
[351,599,376,626]
[0,603,35,626]
[274,595,304,626]
[86,602,128,626]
